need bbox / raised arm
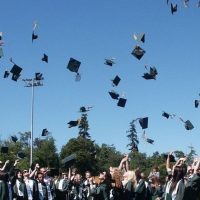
[0,160,9,171]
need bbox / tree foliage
[78,113,90,139]
[33,136,59,168]
[126,120,139,152]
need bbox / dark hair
[170,166,184,193]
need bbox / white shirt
[24,179,33,200]
[58,179,64,190]
[16,180,24,197]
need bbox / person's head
[152,166,159,172]
[74,173,82,183]
[62,172,68,179]
[172,166,185,181]
[111,168,123,188]
[122,170,136,187]
[37,172,44,182]
[72,168,78,176]
[23,169,30,178]
[85,171,91,179]
[40,167,47,175]
[135,168,142,181]
[15,169,23,179]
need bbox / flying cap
[171,3,177,14]
[133,33,145,43]
[67,119,81,128]
[42,54,48,63]
[184,120,194,130]
[67,57,81,73]
[195,100,199,108]
[0,48,3,58]
[139,117,148,129]
[11,135,18,143]
[146,138,154,144]
[162,112,170,119]
[104,58,115,66]
[1,146,8,153]
[112,75,121,87]
[3,70,10,78]
[17,151,26,159]
[35,72,43,80]
[109,90,120,100]
[79,106,92,113]
[142,67,158,80]
[117,98,127,108]
[42,128,49,136]
[61,153,76,168]
[10,64,22,81]
[131,45,146,60]
[32,32,38,42]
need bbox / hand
[35,163,40,169]
[5,160,10,165]
[14,159,19,166]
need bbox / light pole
[23,73,44,166]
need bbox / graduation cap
[184,120,194,130]
[1,146,8,153]
[42,128,49,136]
[146,138,154,144]
[133,33,145,43]
[61,153,76,168]
[17,151,26,159]
[131,45,146,60]
[117,97,127,108]
[41,54,48,63]
[3,70,10,78]
[35,72,43,80]
[0,48,3,58]
[79,106,92,113]
[11,135,18,143]
[112,75,121,87]
[171,3,177,14]
[163,154,176,162]
[162,111,170,119]
[10,64,22,81]
[67,58,81,81]
[142,67,158,80]
[109,90,120,100]
[104,58,115,66]
[139,117,148,129]
[194,100,199,108]
[67,119,81,128]
[32,32,38,42]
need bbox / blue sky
[0,0,200,157]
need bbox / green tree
[186,147,197,165]
[33,136,59,168]
[60,137,97,174]
[95,144,123,172]
[78,113,90,139]
[126,120,139,152]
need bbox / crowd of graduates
[0,153,200,200]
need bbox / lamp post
[23,73,44,166]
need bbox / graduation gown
[0,180,9,200]
[134,179,147,200]
[183,173,200,200]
